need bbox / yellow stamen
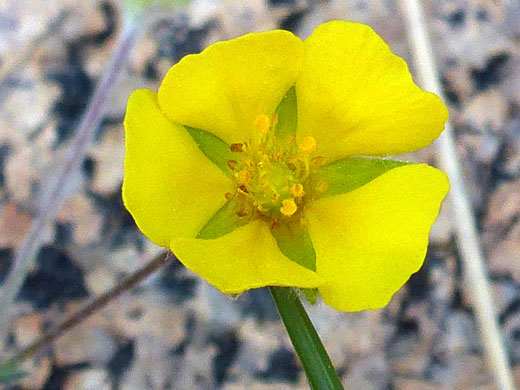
[227,160,238,170]
[311,156,325,167]
[271,113,279,127]
[290,183,304,198]
[255,114,271,134]
[317,180,327,193]
[300,136,316,153]
[230,143,244,152]
[236,170,251,185]
[280,198,297,216]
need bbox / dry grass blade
[399,1,516,389]
[0,16,140,341]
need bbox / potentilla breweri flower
[122,21,449,312]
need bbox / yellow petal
[122,89,234,247]
[170,220,324,294]
[158,30,303,144]
[296,21,448,161]
[305,164,449,311]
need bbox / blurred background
[0,0,519,389]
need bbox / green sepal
[313,157,409,199]
[185,126,236,177]
[274,87,297,142]
[197,200,251,239]
[0,360,27,385]
[301,288,319,304]
[271,221,316,272]
[273,220,320,305]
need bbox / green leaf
[0,360,27,385]
[185,126,236,177]
[197,201,250,239]
[274,87,297,142]
[314,157,409,199]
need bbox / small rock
[88,127,125,196]
[461,89,508,133]
[344,354,389,390]
[57,193,104,246]
[18,356,52,390]
[14,313,42,348]
[18,246,90,309]
[0,203,33,250]
[55,327,117,366]
[393,377,438,390]
[85,266,115,296]
[63,369,111,390]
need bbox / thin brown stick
[6,250,171,365]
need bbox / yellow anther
[300,136,316,153]
[311,156,325,167]
[271,113,279,127]
[290,183,304,198]
[236,170,251,185]
[227,160,238,170]
[280,198,297,216]
[255,114,271,134]
[317,180,327,193]
[230,143,244,152]
[236,210,248,217]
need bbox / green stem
[269,286,344,390]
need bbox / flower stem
[269,286,344,390]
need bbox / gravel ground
[0,0,519,389]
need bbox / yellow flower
[122,21,449,312]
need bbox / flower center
[225,114,326,225]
